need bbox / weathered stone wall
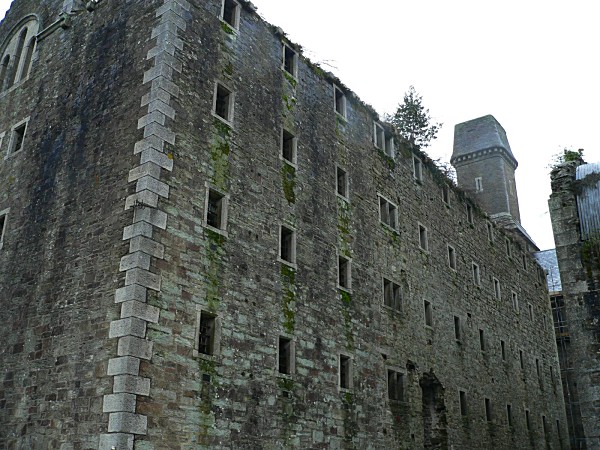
[549,160,600,449]
[0,0,569,449]
[130,1,567,448]
[0,0,159,448]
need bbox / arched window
[19,37,36,81]
[0,55,10,91]
[7,28,27,87]
[0,16,39,93]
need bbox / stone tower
[451,115,521,228]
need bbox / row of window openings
[217,1,539,277]
[0,120,28,158]
[459,391,559,436]
[199,314,556,416]
[0,28,35,92]
[206,192,540,311]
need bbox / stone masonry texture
[0,0,568,449]
[549,159,600,449]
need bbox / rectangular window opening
[536,358,541,378]
[493,278,501,300]
[519,350,524,370]
[501,340,506,361]
[383,278,402,311]
[413,156,423,182]
[283,44,297,77]
[387,370,404,401]
[424,300,433,327]
[384,135,394,158]
[525,409,531,430]
[334,85,346,117]
[447,245,457,270]
[10,122,26,155]
[339,355,351,389]
[472,263,480,286]
[419,224,428,251]
[0,212,7,249]
[281,129,297,164]
[206,188,225,230]
[214,82,233,122]
[338,255,351,290]
[459,390,468,416]
[479,329,486,352]
[507,404,513,427]
[522,254,528,270]
[466,204,474,224]
[336,167,348,198]
[454,316,461,341]
[505,238,512,257]
[485,398,492,422]
[221,0,240,28]
[475,177,483,192]
[374,122,384,149]
[379,196,397,230]
[280,226,296,264]
[278,336,293,375]
[198,312,216,356]
[442,186,450,205]
[486,222,494,242]
[528,303,534,320]
[512,292,519,312]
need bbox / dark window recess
[338,256,350,289]
[334,86,345,116]
[459,390,468,416]
[282,129,296,163]
[501,340,506,361]
[283,45,296,75]
[485,398,492,422]
[222,0,239,27]
[383,279,402,311]
[198,312,216,355]
[339,355,351,388]
[507,404,513,427]
[337,167,348,198]
[214,83,232,121]
[12,123,26,153]
[280,226,295,263]
[0,214,6,243]
[454,316,461,341]
[424,301,433,327]
[278,337,292,374]
[379,197,397,229]
[479,329,485,351]
[206,189,224,229]
[387,370,404,401]
[526,410,531,430]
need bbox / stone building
[546,157,600,449]
[0,0,567,449]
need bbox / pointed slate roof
[451,115,517,167]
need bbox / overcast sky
[2,0,599,250]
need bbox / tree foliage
[389,86,442,148]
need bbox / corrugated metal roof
[576,163,600,240]
[534,249,562,292]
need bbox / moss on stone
[281,163,296,204]
[220,21,235,35]
[283,71,297,88]
[281,264,296,333]
[339,290,354,350]
[282,94,297,111]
